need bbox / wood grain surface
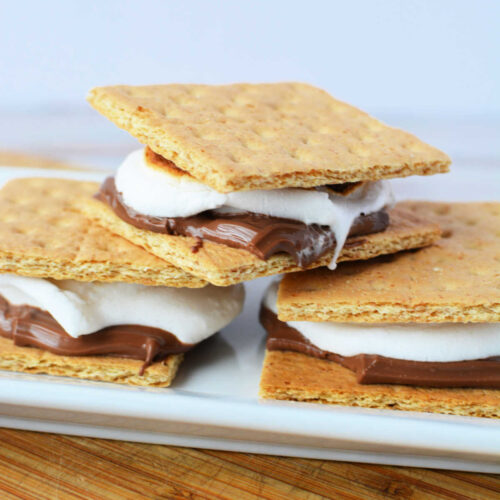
[0,150,498,499]
[0,429,499,500]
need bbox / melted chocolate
[0,296,193,374]
[97,177,389,267]
[260,307,500,389]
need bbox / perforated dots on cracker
[278,202,500,323]
[88,83,450,192]
[0,178,206,287]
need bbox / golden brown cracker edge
[88,83,450,192]
[0,337,182,387]
[278,202,500,322]
[79,198,441,286]
[260,350,500,418]
[0,178,206,287]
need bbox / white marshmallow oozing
[264,282,500,363]
[0,274,245,343]
[115,149,395,269]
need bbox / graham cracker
[0,150,85,170]
[79,198,441,286]
[278,202,500,323]
[0,337,181,387]
[260,350,500,418]
[144,146,190,179]
[87,83,450,192]
[0,178,206,287]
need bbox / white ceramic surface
[0,166,498,472]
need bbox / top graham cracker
[87,83,450,192]
[0,178,206,288]
[278,202,500,323]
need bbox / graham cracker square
[0,178,206,287]
[88,83,450,192]
[278,202,500,323]
[0,337,182,387]
[260,350,500,418]
[79,198,441,286]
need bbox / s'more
[0,178,244,386]
[79,83,448,286]
[260,202,500,418]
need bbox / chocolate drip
[260,307,500,389]
[96,177,389,267]
[0,296,193,374]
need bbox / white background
[1,0,499,114]
[0,1,498,169]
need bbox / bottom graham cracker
[80,198,441,286]
[0,337,182,387]
[259,350,500,418]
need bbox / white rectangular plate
[0,166,498,473]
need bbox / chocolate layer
[260,307,500,389]
[0,296,193,374]
[97,177,389,267]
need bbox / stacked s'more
[260,203,500,418]
[79,83,449,286]
[0,178,244,386]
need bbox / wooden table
[0,150,498,499]
[0,428,499,499]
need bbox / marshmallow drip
[115,149,395,269]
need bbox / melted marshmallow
[115,149,227,217]
[264,282,500,362]
[0,274,244,343]
[115,149,395,269]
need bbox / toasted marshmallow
[115,149,395,269]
